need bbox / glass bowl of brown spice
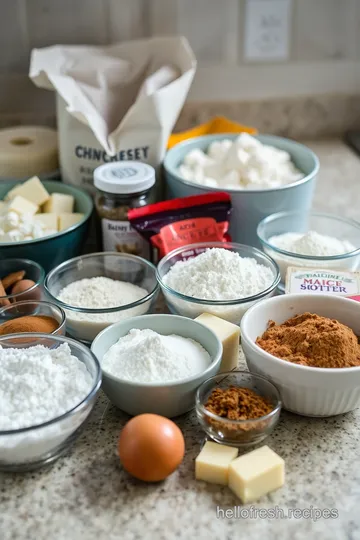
[0,300,66,337]
[195,371,281,447]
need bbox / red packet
[128,192,232,259]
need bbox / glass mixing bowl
[257,211,360,292]
[45,252,159,344]
[0,333,101,472]
[156,242,280,325]
[196,371,281,447]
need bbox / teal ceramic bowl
[164,134,320,248]
[0,181,93,272]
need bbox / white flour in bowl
[57,277,150,342]
[162,248,275,323]
[266,231,358,282]
[0,343,93,463]
[103,328,211,383]
[269,231,356,257]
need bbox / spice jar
[94,162,155,258]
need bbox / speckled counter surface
[1,139,360,540]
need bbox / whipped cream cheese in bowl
[165,134,319,247]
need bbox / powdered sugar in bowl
[0,333,101,472]
[45,252,159,344]
[257,211,360,292]
[157,242,280,324]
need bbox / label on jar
[285,267,360,298]
[101,219,149,258]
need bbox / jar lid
[94,162,156,194]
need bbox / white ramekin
[240,293,360,417]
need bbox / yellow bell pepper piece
[167,116,257,150]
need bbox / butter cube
[34,213,58,230]
[58,213,84,231]
[228,446,285,503]
[0,201,6,213]
[196,313,240,372]
[8,195,38,216]
[5,176,49,206]
[195,441,238,485]
[43,193,74,213]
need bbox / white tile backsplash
[108,0,148,42]
[0,1,29,71]
[175,0,239,65]
[293,0,347,61]
[0,0,359,118]
[27,0,108,48]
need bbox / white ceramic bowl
[240,294,360,417]
[91,314,222,418]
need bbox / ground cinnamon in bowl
[0,315,59,336]
[204,386,275,442]
[205,386,273,420]
[256,312,360,368]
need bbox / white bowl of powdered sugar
[91,314,222,418]
[156,242,280,325]
[45,252,159,344]
[257,211,360,291]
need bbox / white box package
[29,37,196,194]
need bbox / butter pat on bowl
[195,313,240,372]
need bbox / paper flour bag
[29,37,196,195]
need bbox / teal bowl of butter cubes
[0,180,93,272]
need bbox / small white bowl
[240,294,360,417]
[91,314,222,418]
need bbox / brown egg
[118,414,185,482]
[11,279,39,302]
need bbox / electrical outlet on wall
[244,0,292,61]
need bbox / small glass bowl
[156,242,280,325]
[0,258,45,304]
[257,211,360,292]
[0,333,101,472]
[195,371,281,448]
[45,252,160,344]
[0,300,66,336]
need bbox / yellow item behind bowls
[167,116,257,149]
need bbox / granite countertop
[1,139,360,540]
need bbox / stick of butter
[229,445,285,503]
[195,441,238,485]
[5,176,49,206]
[195,313,240,372]
[43,193,74,213]
[58,213,84,231]
[34,213,58,230]
[8,195,38,216]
